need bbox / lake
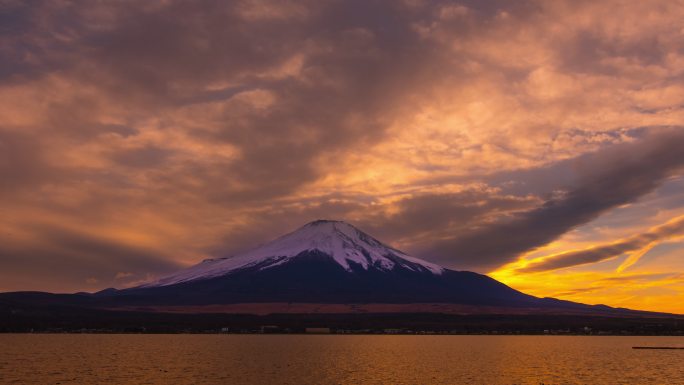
[0,335,682,384]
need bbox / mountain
[91,220,589,309]
[143,219,444,287]
[1,219,679,333]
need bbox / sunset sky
[1,0,683,313]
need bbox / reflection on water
[0,334,682,384]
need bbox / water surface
[0,335,682,384]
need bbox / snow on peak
[144,220,444,287]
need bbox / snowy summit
[146,220,444,287]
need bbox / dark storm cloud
[424,129,684,271]
[357,189,540,246]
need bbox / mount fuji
[94,220,578,308]
[144,220,444,287]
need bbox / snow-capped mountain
[105,219,552,307]
[146,220,443,287]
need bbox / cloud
[0,224,180,292]
[599,272,684,284]
[1,0,684,297]
[517,215,684,273]
[545,272,684,298]
[422,129,684,271]
[352,185,540,251]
